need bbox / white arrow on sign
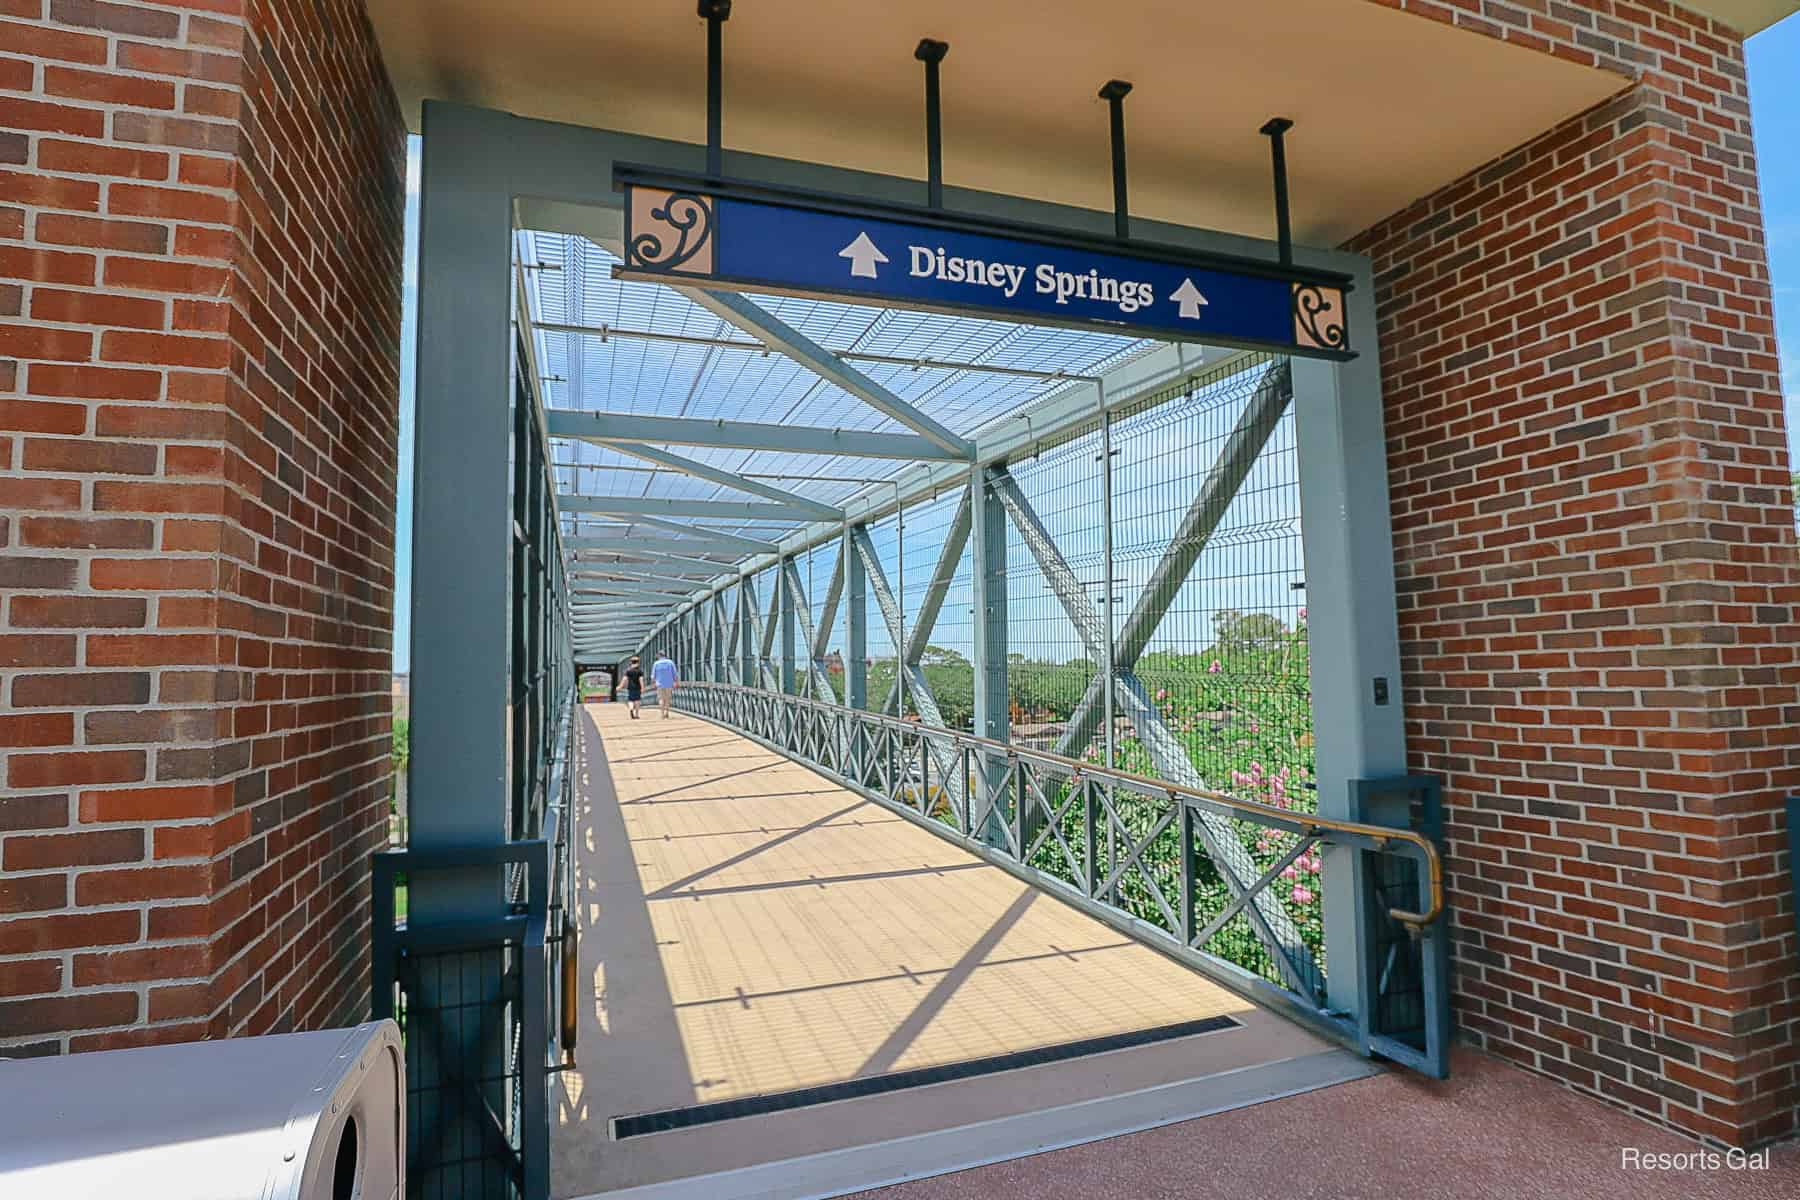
[838,232,889,279]
[1171,278,1209,320]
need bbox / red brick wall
[1355,0,1797,1148]
[0,0,404,1052]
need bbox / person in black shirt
[622,657,645,720]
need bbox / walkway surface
[852,1045,1800,1200]
[552,702,1346,1197]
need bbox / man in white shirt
[650,653,679,719]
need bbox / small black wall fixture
[1787,797,1799,944]
[700,0,731,176]
[1099,79,1133,241]
[915,39,949,210]
[1260,116,1294,267]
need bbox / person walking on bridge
[650,652,679,719]
[622,656,645,720]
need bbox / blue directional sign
[614,168,1353,359]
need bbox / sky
[1748,17,1800,436]
[389,15,1800,674]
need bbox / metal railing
[372,696,577,1200]
[672,680,1447,1068]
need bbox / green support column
[970,470,1009,845]
[777,555,797,694]
[1293,260,1406,1038]
[843,527,867,709]
[738,575,755,685]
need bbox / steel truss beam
[569,566,721,582]
[571,583,698,598]
[563,536,740,562]
[679,288,975,458]
[546,408,963,462]
[570,551,738,576]
[533,319,1098,381]
[599,515,779,554]
[558,493,815,522]
[605,440,844,519]
[990,454,1317,996]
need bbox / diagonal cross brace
[811,551,845,664]
[684,288,975,459]
[741,574,780,691]
[782,558,839,704]
[990,460,1317,996]
[875,486,973,718]
[851,526,944,728]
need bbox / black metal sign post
[916,39,948,210]
[624,30,1352,358]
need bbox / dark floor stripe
[609,1014,1241,1139]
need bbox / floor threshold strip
[609,1014,1242,1139]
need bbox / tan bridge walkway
[553,701,1366,1199]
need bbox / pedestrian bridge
[386,106,1455,1200]
[552,700,1373,1198]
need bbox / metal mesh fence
[976,356,1323,996]
[394,944,525,1200]
[1102,356,1319,992]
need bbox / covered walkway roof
[520,229,1199,658]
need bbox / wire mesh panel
[1100,356,1320,994]
[396,944,524,1200]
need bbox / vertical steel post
[894,485,906,720]
[778,557,796,695]
[1099,80,1132,241]
[738,574,754,685]
[701,0,729,177]
[410,108,513,905]
[1098,381,1118,899]
[1294,260,1404,1036]
[1099,381,1115,774]
[843,523,867,777]
[1260,117,1295,267]
[915,39,948,209]
[970,470,1009,846]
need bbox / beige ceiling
[1686,0,1798,32]
[368,0,1635,246]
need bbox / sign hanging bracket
[915,39,949,210]
[1099,79,1133,241]
[1259,117,1295,267]
[700,0,731,177]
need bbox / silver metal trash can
[0,1020,402,1200]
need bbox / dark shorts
[626,686,642,701]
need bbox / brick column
[1,0,404,1052]
[1352,1,1797,1148]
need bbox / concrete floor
[552,702,1345,1197]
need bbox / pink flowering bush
[1042,607,1324,988]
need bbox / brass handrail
[673,680,1443,929]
